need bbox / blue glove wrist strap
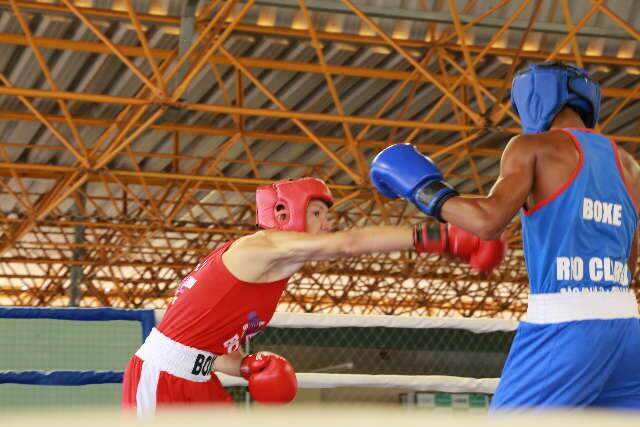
[414,181,459,222]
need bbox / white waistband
[526,290,639,324]
[135,328,217,382]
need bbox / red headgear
[256,178,334,232]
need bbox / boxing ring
[0,307,516,409]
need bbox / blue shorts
[490,318,640,410]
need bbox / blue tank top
[520,129,637,294]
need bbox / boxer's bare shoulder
[615,145,640,209]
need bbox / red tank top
[157,240,289,354]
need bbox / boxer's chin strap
[413,222,448,253]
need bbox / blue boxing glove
[370,144,458,222]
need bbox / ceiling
[0,0,639,317]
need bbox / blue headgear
[511,62,601,134]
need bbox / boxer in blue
[370,62,640,409]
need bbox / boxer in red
[122,177,505,415]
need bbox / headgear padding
[511,61,600,134]
[256,178,334,232]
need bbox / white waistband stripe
[526,290,639,324]
[135,328,217,382]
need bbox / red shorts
[122,355,232,413]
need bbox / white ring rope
[218,373,499,394]
[155,310,518,333]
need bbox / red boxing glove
[413,222,447,253]
[469,238,507,272]
[413,222,477,256]
[447,224,506,272]
[240,352,297,404]
[446,223,479,260]
[413,223,506,272]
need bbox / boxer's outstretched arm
[224,222,503,282]
[222,225,418,282]
[260,225,415,263]
[440,135,536,240]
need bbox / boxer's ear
[275,203,288,224]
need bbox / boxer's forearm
[288,225,415,259]
[213,349,244,377]
[440,195,517,240]
[341,226,414,256]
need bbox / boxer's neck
[549,107,587,130]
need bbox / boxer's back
[526,129,581,209]
[521,128,638,295]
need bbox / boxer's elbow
[339,232,362,258]
[334,230,379,258]
[294,232,356,262]
[472,211,506,240]
[476,225,504,241]
[474,196,513,240]
[444,196,506,240]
